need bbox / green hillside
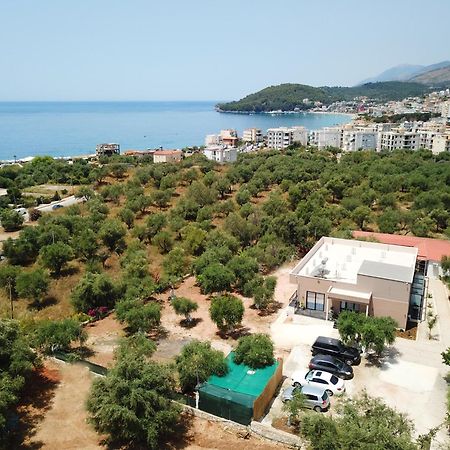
[217,81,430,112]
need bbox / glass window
[330,375,339,385]
[306,291,325,311]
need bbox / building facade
[203,146,237,163]
[153,150,182,163]
[96,143,120,156]
[267,126,308,149]
[289,237,420,329]
[242,128,263,143]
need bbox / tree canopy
[233,334,275,369]
[175,340,228,392]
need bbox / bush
[234,334,275,369]
[1,209,24,231]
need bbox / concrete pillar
[325,296,330,321]
[365,304,369,317]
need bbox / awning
[327,287,372,304]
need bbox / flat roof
[292,237,417,284]
[358,260,413,283]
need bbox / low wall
[181,404,304,449]
[253,357,283,420]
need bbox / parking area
[265,292,449,444]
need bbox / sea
[0,101,352,161]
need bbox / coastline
[0,103,353,161]
[216,108,356,118]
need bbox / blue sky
[0,0,449,101]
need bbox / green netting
[197,352,279,425]
[206,352,278,397]
[198,384,254,424]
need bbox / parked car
[52,204,64,210]
[281,384,330,412]
[311,336,361,365]
[291,369,345,396]
[308,354,353,380]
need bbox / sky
[0,0,449,101]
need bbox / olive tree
[234,334,275,369]
[209,294,244,334]
[175,340,228,392]
[171,297,198,323]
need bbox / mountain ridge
[358,61,450,85]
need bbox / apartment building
[289,237,422,329]
[203,145,237,163]
[205,134,221,146]
[342,128,378,152]
[441,101,450,121]
[96,143,120,156]
[267,126,308,149]
[316,127,343,150]
[378,129,419,151]
[242,128,263,143]
[432,134,450,154]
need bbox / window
[306,291,325,311]
[340,301,361,312]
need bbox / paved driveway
[36,195,85,212]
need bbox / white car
[291,369,345,396]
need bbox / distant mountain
[359,61,450,85]
[359,64,424,84]
[216,82,430,113]
[410,65,450,85]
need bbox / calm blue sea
[0,102,351,160]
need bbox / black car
[308,354,354,380]
[311,336,361,365]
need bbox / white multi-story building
[432,134,450,154]
[242,128,263,143]
[342,128,378,152]
[378,129,419,151]
[317,127,342,150]
[267,126,308,149]
[442,102,450,122]
[203,146,237,163]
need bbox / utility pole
[9,281,13,319]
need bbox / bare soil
[21,360,104,450]
[85,313,125,367]
[180,417,285,450]
[156,276,279,348]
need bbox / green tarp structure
[198,352,279,425]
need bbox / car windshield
[321,392,328,401]
[330,375,339,385]
[306,372,314,381]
